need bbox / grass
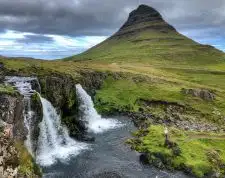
[95,76,183,112]
[128,125,225,177]
[2,55,225,125]
[95,76,225,128]
[66,29,225,67]
[14,141,42,177]
[0,84,16,95]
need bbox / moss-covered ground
[127,125,225,177]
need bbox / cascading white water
[36,96,89,167]
[5,77,37,155]
[75,84,123,134]
[6,77,89,167]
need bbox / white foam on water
[5,76,36,97]
[5,77,89,167]
[75,84,124,134]
[36,96,89,167]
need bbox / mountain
[65,5,224,67]
[112,4,176,39]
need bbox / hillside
[65,5,225,67]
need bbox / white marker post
[164,127,169,146]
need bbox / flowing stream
[6,77,189,178]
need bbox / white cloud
[77,36,107,48]
[47,34,107,49]
[47,35,80,47]
[0,30,35,39]
[0,30,108,59]
[0,40,15,46]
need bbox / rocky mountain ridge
[113,4,176,38]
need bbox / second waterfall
[76,84,123,134]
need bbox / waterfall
[36,96,88,166]
[75,84,123,134]
[5,77,37,155]
[6,77,88,167]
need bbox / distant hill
[65,5,224,67]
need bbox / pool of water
[42,117,190,178]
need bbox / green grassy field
[127,125,225,177]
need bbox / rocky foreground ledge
[0,85,42,177]
[0,133,41,178]
[0,136,18,177]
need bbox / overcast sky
[0,0,224,59]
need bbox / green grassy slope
[67,30,224,67]
[65,5,225,68]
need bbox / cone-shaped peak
[131,4,162,18]
[114,4,176,38]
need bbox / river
[6,77,189,178]
[42,117,188,178]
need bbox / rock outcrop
[0,136,19,178]
[78,70,108,97]
[0,78,42,177]
[30,93,43,154]
[38,74,89,141]
[113,4,176,39]
[129,99,223,132]
[39,74,77,114]
[181,88,215,101]
[0,94,26,140]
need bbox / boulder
[181,88,215,101]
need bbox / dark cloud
[0,0,223,37]
[16,35,54,44]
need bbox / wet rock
[30,79,41,93]
[30,93,43,153]
[39,74,88,140]
[181,88,215,101]
[91,171,123,178]
[39,75,76,111]
[139,153,149,165]
[77,134,95,142]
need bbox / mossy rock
[14,141,42,177]
[0,84,16,95]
